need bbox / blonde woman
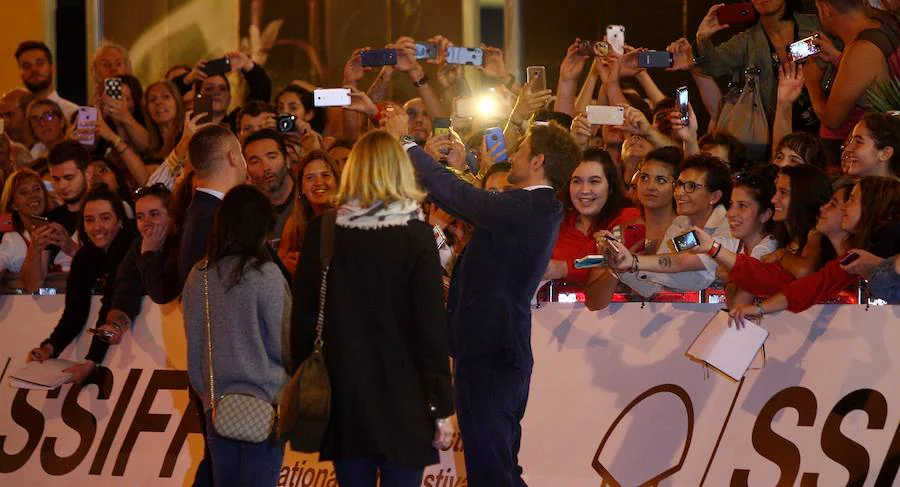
[290,130,454,487]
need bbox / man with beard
[43,140,88,259]
[15,41,78,120]
[243,129,294,238]
[404,98,433,145]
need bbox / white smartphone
[606,25,626,56]
[76,107,98,146]
[586,105,624,126]
[313,88,351,107]
[446,47,483,66]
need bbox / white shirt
[0,230,73,274]
[47,90,79,121]
[197,187,226,200]
[618,205,735,297]
[522,185,554,191]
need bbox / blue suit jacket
[407,146,562,370]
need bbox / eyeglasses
[134,182,171,199]
[29,112,60,125]
[674,180,706,193]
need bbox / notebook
[8,359,77,390]
[685,310,768,381]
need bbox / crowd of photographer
[2,0,900,485]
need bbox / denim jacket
[696,13,825,119]
[867,255,900,303]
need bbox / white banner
[1,297,898,486]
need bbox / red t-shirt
[551,207,642,286]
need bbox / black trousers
[189,386,214,487]
[455,354,531,487]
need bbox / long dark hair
[565,148,628,232]
[733,164,777,235]
[78,185,129,248]
[285,149,340,252]
[206,185,275,290]
[848,177,900,253]
[775,164,831,249]
[116,74,146,126]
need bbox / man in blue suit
[394,115,580,486]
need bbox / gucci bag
[715,66,769,162]
[202,262,276,443]
[278,210,336,452]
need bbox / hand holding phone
[839,252,860,266]
[787,34,821,63]
[672,230,700,252]
[637,51,674,69]
[193,93,214,124]
[676,86,689,124]
[526,66,546,92]
[313,88,351,107]
[361,49,398,67]
[484,127,508,163]
[202,57,232,76]
[586,105,625,125]
[446,47,483,66]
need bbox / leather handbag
[715,66,770,162]
[278,210,336,452]
[202,261,277,444]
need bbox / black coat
[407,146,563,370]
[291,216,453,468]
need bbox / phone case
[194,94,213,124]
[313,88,351,107]
[586,105,624,126]
[788,35,820,62]
[606,25,625,55]
[415,43,438,60]
[574,255,607,269]
[716,3,758,25]
[526,66,546,92]
[104,78,122,100]
[361,49,398,67]
[446,47,483,66]
[484,127,508,163]
[76,107,98,146]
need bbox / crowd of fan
[1,0,900,383]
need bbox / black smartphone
[361,49,398,67]
[415,42,439,61]
[276,114,297,133]
[432,117,451,137]
[676,86,689,124]
[839,252,860,265]
[194,93,213,124]
[672,230,699,252]
[202,57,232,76]
[638,51,674,69]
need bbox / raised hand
[510,84,553,123]
[570,112,592,150]
[621,105,652,136]
[560,40,590,83]
[224,50,254,72]
[392,36,421,73]
[479,43,508,79]
[777,62,805,105]
[619,46,646,78]
[697,4,729,43]
[184,59,208,85]
[668,104,698,143]
[343,47,372,86]
[667,38,695,72]
[345,86,379,118]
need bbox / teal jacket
[696,13,824,119]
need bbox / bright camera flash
[476,95,499,118]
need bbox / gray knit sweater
[182,256,291,411]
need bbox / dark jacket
[136,237,181,304]
[42,225,136,363]
[406,146,563,370]
[179,190,221,285]
[291,216,453,468]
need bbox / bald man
[0,88,36,148]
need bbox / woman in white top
[601,154,776,296]
[0,169,72,287]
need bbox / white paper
[685,310,768,381]
[8,359,76,389]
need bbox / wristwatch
[413,73,430,87]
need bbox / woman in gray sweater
[182,185,291,486]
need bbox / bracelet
[708,241,722,258]
[112,135,123,147]
[756,303,765,317]
[630,254,639,273]
[413,73,430,87]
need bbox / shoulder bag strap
[314,210,337,352]
[202,261,216,410]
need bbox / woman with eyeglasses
[92,183,181,343]
[599,154,736,296]
[278,149,340,275]
[730,176,900,318]
[544,148,640,285]
[27,186,137,384]
[26,99,66,159]
[0,168,71,290]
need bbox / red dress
[551,207,642,286]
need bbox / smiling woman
[544,148,639,285]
